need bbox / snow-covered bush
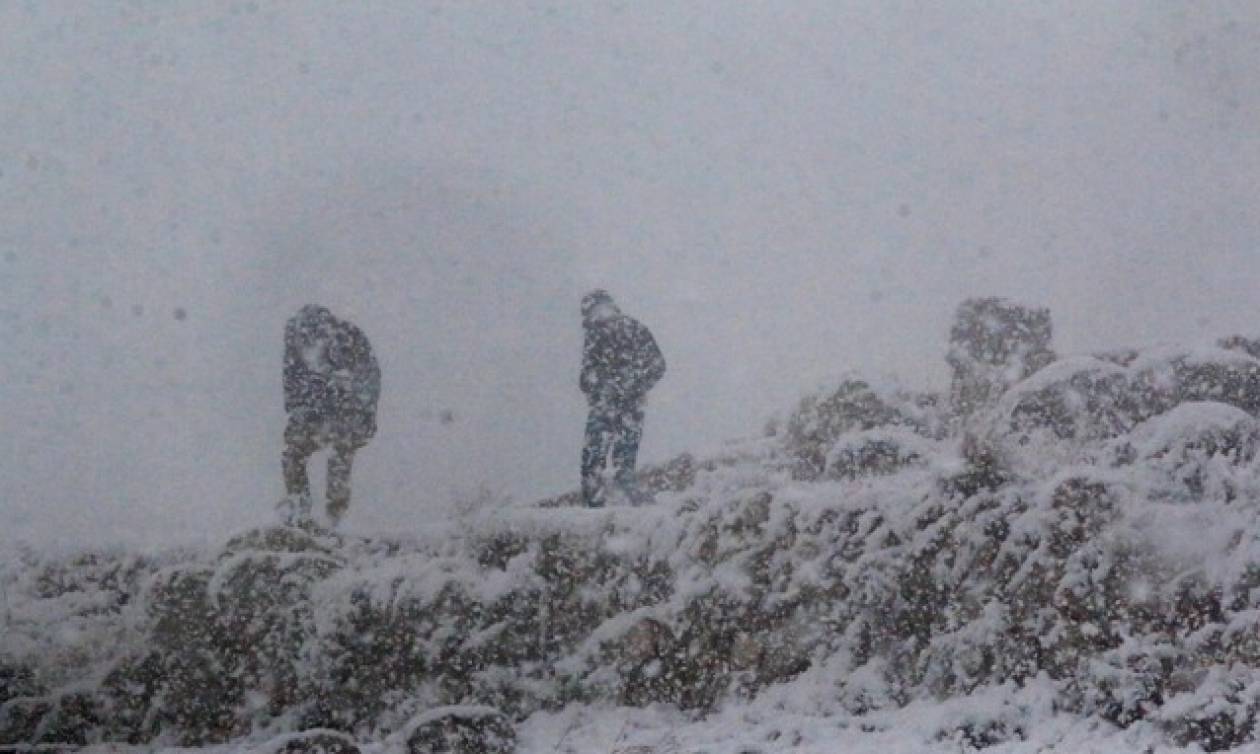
[1120,402,1260,503]
[8,341,1260,750]
[1218,334,1260,360]
[395,706,516,754]
[252,728,362,754]
[784,377,943,480]
[826,427,940,481]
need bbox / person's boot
[277,491,313,527]
[326,496,349,530]
[325,443,356,529]
[582,474,606,508]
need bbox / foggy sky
[2,1,1258,548]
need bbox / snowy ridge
[6,345,1260,751]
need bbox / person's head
[581,289,619,324]
[295,304,336,344]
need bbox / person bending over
[280,304,380,527]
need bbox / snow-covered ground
[61,701,1205,754]
[8,344,1260,752]
[512,697,1190,754]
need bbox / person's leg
[612,404,645,499]
[281,415,320,524]
[326,442,357,526]
[581,406,614,507]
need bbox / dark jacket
[284,307,381,439]
[581,312,666,406]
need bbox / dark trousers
[282,414,362,524]
[581,400,644,507]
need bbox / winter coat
[283,310,381,440]
[580,312,666,407]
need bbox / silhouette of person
[579,290,666,507]
[280,305,380,527]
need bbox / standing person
[579,290,666,507]
[280,304,381,527]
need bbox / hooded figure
[579,290,666,506]
[946,297,1055,417]
[280,304,381,526]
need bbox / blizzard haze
[2,1,1257,548]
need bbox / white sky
[2,1,1258,547]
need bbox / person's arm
[283,317,304,412]
[349,346,380,439]
[643,329,666,388]
[352,346,381,415]
[580,330,601,396]
[331,327,380,412]
[627,322,665,396]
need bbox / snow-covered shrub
[1218,334,1260,360]
[298,577,432,732]
[10,340,1260,751]
[397,705,515,754]
[1129,346,1260,418]
[998,357,1136,445]
[0,697,50,744]
[1155,667,1260,751]
[0,662,40,707]
[82,531,345,745]
[1119,402,1260,504]
[253,728,362,754]
[612,618,675,706]
[0,546,162,746]
[982,348,1260,481]
[22,691,101,746]
[785,377,942,480]
[825,427,939,481]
